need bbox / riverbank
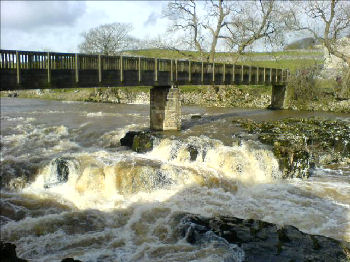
[2,84,349,112]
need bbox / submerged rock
[54,157,70,183]
[175,213,350,262]
[44,157,79,188]
[120,131,158,153]
[61,258,82,262]
[0,241,27,262]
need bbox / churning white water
[1,98,349,261]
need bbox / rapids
[0,98,349,261]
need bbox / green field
[125,49,324,72]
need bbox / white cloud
[0,1,169,52]
[1,1,87,31]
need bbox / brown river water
[0,98,349,261]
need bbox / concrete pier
[150,86,181,131]
[269,85,287,109]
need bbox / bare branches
[288,0,350,66]
[222,0,286,55]
[163,0,234,62]
[203,0,234,61]
[78,22,133,55]
[163,0,205,58]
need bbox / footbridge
[0,49,289,130]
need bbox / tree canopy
[79,22,133,55]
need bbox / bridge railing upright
[0,49,289,90]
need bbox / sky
[1,1,169,52]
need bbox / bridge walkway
[0,49,288,90]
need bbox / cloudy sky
[1,1,169,52]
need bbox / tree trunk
[340,68,350,98]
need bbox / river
[0,97,349,261]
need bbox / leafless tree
[203,0,233,62]
[163,0,234,62]
[222,0,288,62]
[163,0,205,58]
[288,0,350,95]
[79,22,134,55]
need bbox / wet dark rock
[0,160,39,191]
[187,145,198,161]
[0,242,27,262]
[120,131,138,148]
[233,117,350,178]
[61,258,82,262]
[120,131,158,153]
[7,93,18,98]
[54,157,70,183]
[191,114,202,119]
[44,157,79,189]
[176,213,350,262]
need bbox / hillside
[123,49,324,72]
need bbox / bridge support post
[269,84,287,110]
[150,85,181,131]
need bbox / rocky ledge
[0,241,82,262]
[233,117,350,178]
[120,130,159,153]
[176,213,350,262]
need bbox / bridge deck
[0,50,288,91]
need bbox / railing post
[188,60,191,83]
[241,65,244,83]
[16,51,21,85]
[201,61,204,83]
[47,52,51,84]
[223,63,226,83]
[263,67,266,83]
[275,69,278,82]
[232,64,235,83]
[248,66,252,84]
[28,53,33,69]
[138,57,142,82]
[75,53,79,83]
[270,68,272,83]
[120,55,123,83]
[256,67,259,84]
[98,55,102,83]
[175,59,178,82]
[154,58,158,82]
[170,59,173,82]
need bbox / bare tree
[163,0,234,62]
[163,0,205,59]
[288,0,350,95]
[79,22,133,55]
[222,0,288,60]
[203,0,233,62]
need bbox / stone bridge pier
[150,85,181,131]
[269,84,287,110]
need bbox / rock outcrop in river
[176,213,350,262]
[233,117,350,178]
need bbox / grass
[126,49,323,59]
[125,48,324,73]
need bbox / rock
[187,145,198,161]
[175,213,350,262]
[191,115,202,119]
[233,117,350,178]
[120,131,139,148]
[61,258,82,262]
[120,131,157,153]
[54,158,70,183]
[0,241,27,262]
